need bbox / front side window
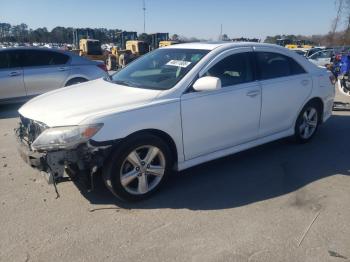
[23,50,69,67]
[86,41,102,55]
[111,48,209,90]
[204,52,254,87]
[257,52,306,80]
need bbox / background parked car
[308,49,334,67]
[293,49,307,56]
[0,47,108,104]
[305,47,324,58]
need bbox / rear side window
[0,52,9,69]
[0,51,21,69]
[257,52,306,80]
[289,57,306,75]
[23,50,69,67]
[205,52,254,87]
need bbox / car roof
[165,41,322,74]
[163,41,285,51]
[0,46,99,65]
[0,47,72,55]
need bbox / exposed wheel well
[65,77,88,87]
[122,129,178,164]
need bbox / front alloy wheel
[120,146,166,195]
[103,134,172,201]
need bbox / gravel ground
[0,87,349,262]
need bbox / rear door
[254,49,312,137]
[22,49,70,96]
[0,50,26,100]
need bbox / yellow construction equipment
[277,38,313,50]
[149,33,169,50]
[159,40,179,48]
[105,31,173,70]
[78,39,106,61]
[106,40,149,70]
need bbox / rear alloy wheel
[294,103,320,143]
[338,79,350,97]
[103,135,172,201]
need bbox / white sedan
[16,42,335,201]
[308,49,334,67]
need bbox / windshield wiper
[113,80,133,86]
[113,80,141,87]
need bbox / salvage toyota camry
[16,42,335,201]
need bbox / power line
[143,0,146,33]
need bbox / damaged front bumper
[15,119,112,188]
[16,132,81,184]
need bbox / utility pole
[219,24,223,41]
[143,0,146,33]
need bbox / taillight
[329,75,336,85]
[97,64,107,72]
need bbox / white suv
[16,42,335,201]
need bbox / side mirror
[192,76,221,92]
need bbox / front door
[181,49,261,160]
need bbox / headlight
[31,124,103,151]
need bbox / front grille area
[18,115,48,146]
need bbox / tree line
[0,22,123,43]
[0,22,191,44]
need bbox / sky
[0,0,339,40]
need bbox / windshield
[87,41,102,55]
[110,48,209,90]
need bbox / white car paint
[254,45,314,137]
[19,78,162,126]
[19,42,335,171]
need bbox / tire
[65,77,88,87]
[65,164,79,180]
[106,56,116,71]
[294,102,321,143]
[102,134,173,201]
[119,54,126,68]
[340,79,350,96]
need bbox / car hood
[18,78,161,126]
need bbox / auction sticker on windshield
[166,60,191,68]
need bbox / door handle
[301,79,310,86]
[246,90,260,97]
[8,71,21,77]
[58,67,69,71]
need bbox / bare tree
[330,0,345,44]
[345,0,350,43]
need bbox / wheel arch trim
[293,96,324,129]
[104,129,179,168]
